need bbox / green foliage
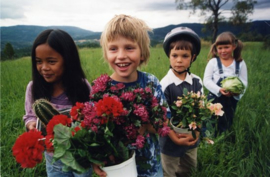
[3,42,15,60]
[1,43,270,176]
[263,35,270,50]
[77,42,100,49]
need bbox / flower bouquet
[171,88,224,141]
[12,74,170,174]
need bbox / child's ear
[140,55,144,62]
[191,54,196,62]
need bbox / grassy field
[1,42,270,176]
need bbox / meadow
[1,42,270,176]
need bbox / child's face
[216,44,235,60]
[35,44,64,85]
[169,47,194,77]
[106,35,143,82]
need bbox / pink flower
[151,96,159,107]
[82,102,98,128]
[189,122,197,130]
[120,91,136,101]
[110,83,125,92]
[132,135,145,149]
[124,124,137,139]
[145,87,152,93]
[207,103,215,112]
[215,109,224,116]
[158,124,171,137]
[175,100,182,107]
[134,88,146,99]
[91,74,111,95]
[133,104,149,122]
[208,103,224,116]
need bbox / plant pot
[170,118,191,134]
[101,151,137,177]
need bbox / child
[159,27,202,177]
[23,29,92,177]
[93,14,168,177]
[203,31,248,134]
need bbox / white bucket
[170,118,191,134]
[102,151,137,177]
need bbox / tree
[175,0,257,43]
[3,42,15,59]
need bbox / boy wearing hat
[160,27,202,177]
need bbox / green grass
[1,43,270,176]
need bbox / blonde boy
[94,14,165,177]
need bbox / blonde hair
[100,14,152,66]
[208,31,243,62]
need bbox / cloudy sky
[1,0,270,32]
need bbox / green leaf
[59,151,88,173]
[53,124,71,149]
[117,141,129,161]
[183,88,188,95]
[133,120,141,127]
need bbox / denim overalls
[208,57,240,134]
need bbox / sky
[1,0,270,32]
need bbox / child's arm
[138,123,157,134]
[203,59,222,97]
[26,121,37,130]
[233,60,248,100]
[92,164,107,177]
[23,82,37,130]
[168,129,198,146]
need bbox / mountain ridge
[1,20,269,51]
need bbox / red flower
[81,121,86,128]
[70,102,84,121]
[12,130,44,168]
[95,97,124,118]
[45,134,54,152]
[46,115,72,135]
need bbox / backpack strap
[235,61,240,76]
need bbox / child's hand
[169,130,198,146]
[92,164,107,177]
[177,133,198,146]
[26,121,36,130]
[138,123,157,134]
[220,88,233,97]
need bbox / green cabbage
[221,76,245,94]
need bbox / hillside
[151,21,270,41]
[1,20,269,51]
[1,25,101,50]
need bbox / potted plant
[170,88,224,140]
